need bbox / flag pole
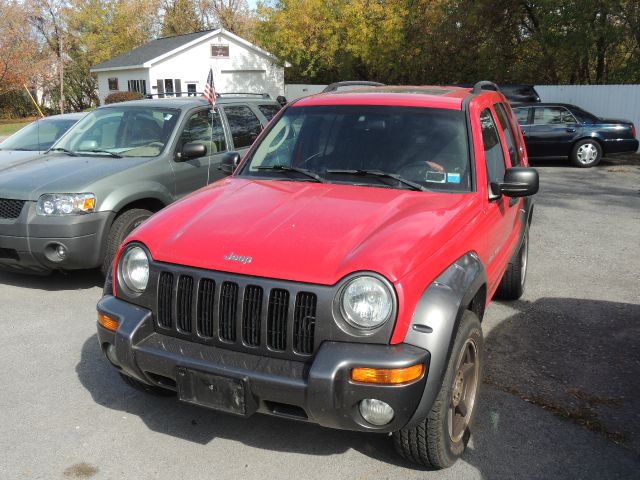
[24,84,45,118]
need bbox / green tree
[162,0,203,36]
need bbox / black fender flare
[402,252,486,428]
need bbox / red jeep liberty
[97,81,538,468]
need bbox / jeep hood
[129,178,480,285]
[0,149,43,169]
[0,153,152,200]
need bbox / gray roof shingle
[91,30,215,71]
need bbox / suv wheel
[101,208,153,276]
[495,227,529,300]
[119,373,175,397]
[393,310,483,469]
[571,139,602,167]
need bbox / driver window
[179,110,226,155]
[480,108,506,190]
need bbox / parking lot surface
[1,156,639,479]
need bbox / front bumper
[97,295,430,433]
[0,201,112,273]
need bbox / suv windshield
[1,118,77,151]
[240,105,471,192]
[53,106,180,158]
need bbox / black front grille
[219,282,238,341]
[197,278,216,337]
[157,272,174,328]
[293,292,317,354]
[242,285,263,346]
[0,199,25,220]
[154,271,318,358]
[176,275,194,332]
[267,289,289,351]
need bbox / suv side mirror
[177,142,207,161]
[220,151,241,174]
[492,167,539,197]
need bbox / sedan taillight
[632,124,636,139]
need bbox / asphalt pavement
[0,155,639,479]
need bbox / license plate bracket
[177,368,246,415]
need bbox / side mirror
[177,142,206,161]
[492,167,539,198]
[220,151,241,174]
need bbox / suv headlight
[119,245,149,293]
[340,276,393,330]
[37,193,96,216]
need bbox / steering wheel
[266,123,291,154]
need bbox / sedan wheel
[571,140,602,168]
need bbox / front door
[172,108,229,198]
[527,106,580,157]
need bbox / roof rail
[143,92,272,99]
[216,92,271,99]
[322,81,385,93]
[144,92,203,98]
[472,81,499,94]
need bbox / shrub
[104,91,144,104]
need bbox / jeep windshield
[51,106,180,158]
[240,105,471,192]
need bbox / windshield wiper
[326,169,428,191]
[47,147,77,156]
[256,164,326,183]
[87,149,122,158]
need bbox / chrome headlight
[37,193,96,216]
[340,276,393,330]
[119,246,149,293]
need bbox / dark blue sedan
[513,103,638,167]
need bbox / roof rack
[143,92,271,99]
[216,92,271,99]
[144,92,203,98]
[472,81,499,94]
[322,81,385,93]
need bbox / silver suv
[0,95,281,274]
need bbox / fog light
[359,398,395,426]
[56,244,67,260]
[105,344,119,366]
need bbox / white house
[90,29,288,105]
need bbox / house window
[108,78,118,91]
[127,79,147,95]
[164,79,174,96]
[211,44,229,57]
[187,83,197,96]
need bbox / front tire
[393,310,483,469]
[101,208,153,276]
[571,139,602,167]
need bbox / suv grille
[0,199,25,220]
[154,270,318,357]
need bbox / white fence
[284,84,326,100]
[535,85,639,151]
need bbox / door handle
[566,128,576,133]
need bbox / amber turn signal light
[351,364,425,385]
[98,313,119,332]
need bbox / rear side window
[533,107,576,125]
[480,108,506,188]
[258,104,281,121]
[223,105,262,149]
[494,103,521,166]
[514,107,530,125]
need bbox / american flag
[203,68,216,105]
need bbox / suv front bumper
[0,201,112,273]
[97,295,430,433]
